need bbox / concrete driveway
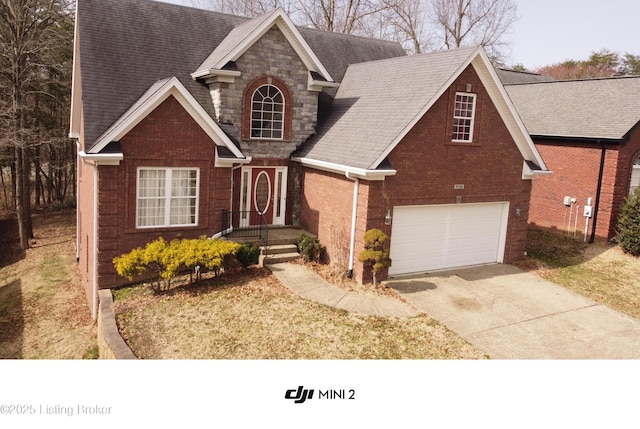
[385,264,640,359]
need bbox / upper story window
[630,156,640,195]
[137,167,199,228]
[452,92,476,143]
[251,84,284,139]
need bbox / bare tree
[191,0,298,16]
[429,0,518,63]
[0,0,74,249]
[382,0,427,54]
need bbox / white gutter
[293,156,396,181]
[345,172,359,278]
[79,151,123,165]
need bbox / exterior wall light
[384,209,392,225]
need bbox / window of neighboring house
[250,84,284,139]
[452,92,476,143]
[630,156,640,195]
[137,168,199,228]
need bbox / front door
[240,167,287,226]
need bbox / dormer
[191,8,335,89]
[192,8,339,158]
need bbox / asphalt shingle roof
[505,77,640,140]
[78,0,406,152]
[297,47,479,170]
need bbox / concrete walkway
[267,263,418,318]
[386,264,640,359]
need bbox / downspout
[590,142,606,243]
[92,163,98,320]
[345,172,359,278]
[75,141,80,261]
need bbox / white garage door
[388,202,509,276]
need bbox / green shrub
[113,236,242,290]
[297,234,324,262]
[615,190,640,256]
[237,242,260,268]
[358,228,391,288]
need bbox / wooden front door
[240,167,287,226]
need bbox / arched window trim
[250,84,285,140]
[242,75,293,141]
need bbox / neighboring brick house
[505,77,640,242]
[71,0,548,317]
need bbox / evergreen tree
[615,190,640,256]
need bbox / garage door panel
[389,203,508,276]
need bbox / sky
[509,0,640,69]
[162,0,640,70]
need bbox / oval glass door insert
[254,171,271,215]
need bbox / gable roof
[296,46,547,173]
[505,76,640,141]
[88,77,246,160]
[192,7,333,82]
[74,0,406,153]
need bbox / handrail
[221,210,269,252]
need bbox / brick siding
[529,126,640,241]
[301,65,532,283]
[92,96,232,289]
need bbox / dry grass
[113,267,485,360]
[519,228,640,320]
[0,210,97,359]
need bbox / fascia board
[79,151,123,165]
[293,156,396,181]
[308,72,340,92]
[472,50,550,171]
[89,77,244,159]
[522,160,553,179]
[368,49,477,170]
[215,147,252,167]
[69,2,82,139]
[206,9,334,83]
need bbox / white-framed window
[630,156,640,195]
[137,168,199,228]
[250,84,284,139]
[452,92,476,142]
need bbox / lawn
[112,268,485,359]
[0,209,97,359]
[520,228,640,320]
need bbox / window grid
[452,92,476,142]
[250,84,284,139]
[137,168,199,228]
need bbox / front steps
[259,243,300,265]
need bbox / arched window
[250,84,284,139]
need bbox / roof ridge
[506,74,640,86]
[343,45,476,70]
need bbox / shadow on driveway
[385,264,640,359]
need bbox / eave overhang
[293,156,397,181]
[79,151,123,166]
[192,8,334,85]
[87,77,244,159]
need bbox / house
[70,0,549,318]
[504,77,640,242]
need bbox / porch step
[261,252,301,265]
[262,244,298,255]
[260,243,299,265]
